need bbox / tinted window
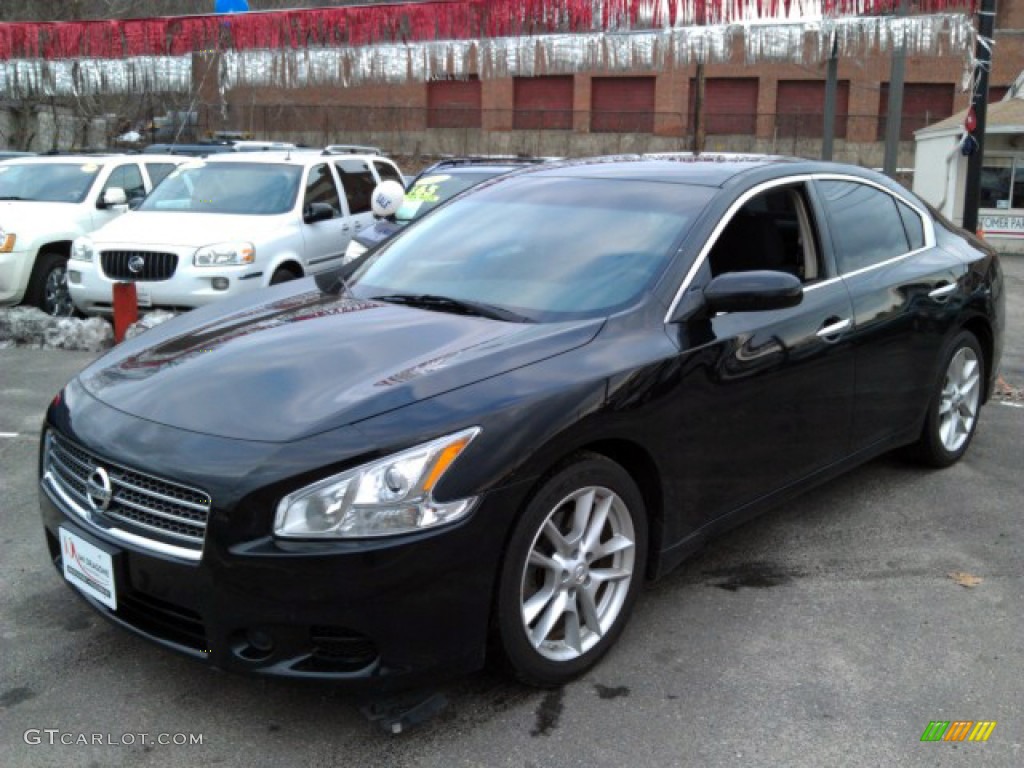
[818,180,909,273]
[139,162,302,215]
[104,164,146,201]
[303,163,341,214]
[0,162,99,203]
[352,177,714,322]
[335,159,376,214]
[374,160,403,184]
[144,162,177,188]
[896,200,925,251]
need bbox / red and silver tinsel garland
[0,1,982,97]
[0,0,979,60]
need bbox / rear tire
[495,453,647,687]
[26,251,75,317]
[907,330,984,467]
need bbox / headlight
[70,236,94,262]
[342,239,368,264]
[194,241,255,267]
[0,226,16,253]
[274,427,480,539]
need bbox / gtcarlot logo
[24,729,204,746]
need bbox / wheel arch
[960,314,994,405]
[266,258,304,285]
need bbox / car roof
[0,154,131,166]
[513,153,899,190]
[197,151,389,167]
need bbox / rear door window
[817,180,910,273]
[144,162,177,189]
[334,159,376,215]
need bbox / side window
[103,164,146,201]
[334,159,376,214]
[817,180,910,273]
[373,160,403,185]
[303,163,342,215]
[707,184,822,283]
[144,162,177,189]
[896,200,925,251]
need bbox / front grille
[45,432,211,554]
[100,250,178,281]
[117,592,208,652]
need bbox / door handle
[928,282,957,299]
[816,317,851,340]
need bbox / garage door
[591,77,655,133]
[877,83,954,140]
[688,78,758,135]
[776,80,850,138]
[514,76,574,130]
[428,78,482,129]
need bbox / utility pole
[822,35,839,161]
[882,0,910,177]
[962,0,997,234]
[693,60,706,155]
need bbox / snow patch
[0,307,114,352]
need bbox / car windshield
[395,171,501,223]
[352,176,714,322]
[138,161,302,214]
[0,162,100,203]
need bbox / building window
[427,78,482,129]
[980,156,1024,210]
[591,77,655,133]
[688,78,758,136]
[877,83,955,140]
[775,80,850,139]
[514,76,574,130]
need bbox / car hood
[89,211,290,249]
[78,282,603,442]
[0,200,86,236]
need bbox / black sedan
[39,155,1004,692]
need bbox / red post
[112,282,138,343]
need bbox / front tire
[908,330,984,467]
[26,251,75,317]
[495,453,648,687]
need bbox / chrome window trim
[664,173,937,322]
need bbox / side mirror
[303,202,335,224]
[128,196,144,210]
[98,187,127,209]
[703,270,803,314]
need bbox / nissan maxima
[39,155,1004,692]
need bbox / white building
[913,82,1024,254]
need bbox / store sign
[980,214,1024,237]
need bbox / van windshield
[138,162,302,215]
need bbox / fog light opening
[230,628,276,662]
[211,277,229,291]
[67,271,82,284]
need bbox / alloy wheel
[44,264,75,317]
[519,486,637,662]
[938,346,981,453]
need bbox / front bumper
[0,249,32,304]
[68,258,266,315]
[38,415,528,691]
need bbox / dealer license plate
[59,527,117,609]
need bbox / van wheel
[26,251,75,317]
[495,453,647,687]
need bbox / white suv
[69,151,404,315]
[0,154,188,315]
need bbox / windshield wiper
[371,293,534,323]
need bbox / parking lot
[1,256,1022,768]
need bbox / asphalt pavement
[1,257,1022,768]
